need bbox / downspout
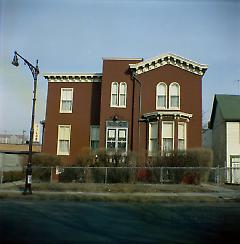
[130,70,142,156]
[130,75,135,151]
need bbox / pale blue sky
[0,0,240,134]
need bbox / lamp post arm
[14,51,39,79]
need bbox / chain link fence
[1,166,240,185]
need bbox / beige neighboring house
[209,95,240,183]
[0,144,41,172]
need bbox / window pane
[112,83,118,94]
[171,84,179,96]
[118,129,126,139]
[150,139,158,152]
[157,83,166,95]
[62,101,72,112]
[120,83,126,94]
[119,94,126,106]
[171,96,179,108]
[62,89,73,100]
[150,123,158,139]
[59,126,71,140]
[91,126,99,140]
[178,139,185,150]
[163,138,173,151]
[59,140,70,154]
[118,142,126,150]
[112,94,118,106]
[107,142,115,149]
[157,95,166,108]
[178,124,185,139]
[108,129,116,139]
[162,123,173,138]
[91,141,99,150]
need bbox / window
[90,126,99,150]
[156,82,167,109]
[149,122,158,155]
[60,88,73,113]
[169,82,180,109]
[178,122,186,150]
[162,122,174,152]
[106,126,128,153]
[110,82,127,108]
[57,125,71,155]
[119,82,127,107]
[111,82,118,107]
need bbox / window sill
[168,107,180,110]
[156,107,167,110]
[110,105,126,108]
[59,111,73,114]
[57,153,70,156]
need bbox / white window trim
[178,122,187,150]
[156,82,167,110]
[60,88,73,113]
[110,82,119,107]
[161,121,174,152]
[169,82,180,110]
[57,125,71,156]
[110,82,127,108]
[119,82,127,108]
[105,126,128,153]
[148,122,158,156]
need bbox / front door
[106,121,128,153]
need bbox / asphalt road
[1,200,240,243]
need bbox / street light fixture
[12,51,39,195]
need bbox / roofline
[102,57,143,61]
[129,53,208,76]
[43,72,102,78]
[130,53,208,69]
[44,73,102,83]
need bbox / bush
[32,153,63,167]
[151,148,213,168]
[32,167,51,182]
[148,148,213,184]
[75,148,138,168]
[2,171,24,183]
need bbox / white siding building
[209,95,240,183]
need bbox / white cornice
[43,73,102,83]
[143,111,193,120]
[129,53,208,76]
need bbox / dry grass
[1,182,216,193]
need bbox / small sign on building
[33,123,40,143]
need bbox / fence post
[0,162,3,185]
[104,167,108,184]
[160,167,163,184]
[217,165,220,185]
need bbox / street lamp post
[12,51,39,195]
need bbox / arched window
[119,82,127,107]
[156,82,167,109]
[111,82,118,107]
[169,82,180,109]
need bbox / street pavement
[1,200,240,243]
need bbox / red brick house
[43,53,208,165]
